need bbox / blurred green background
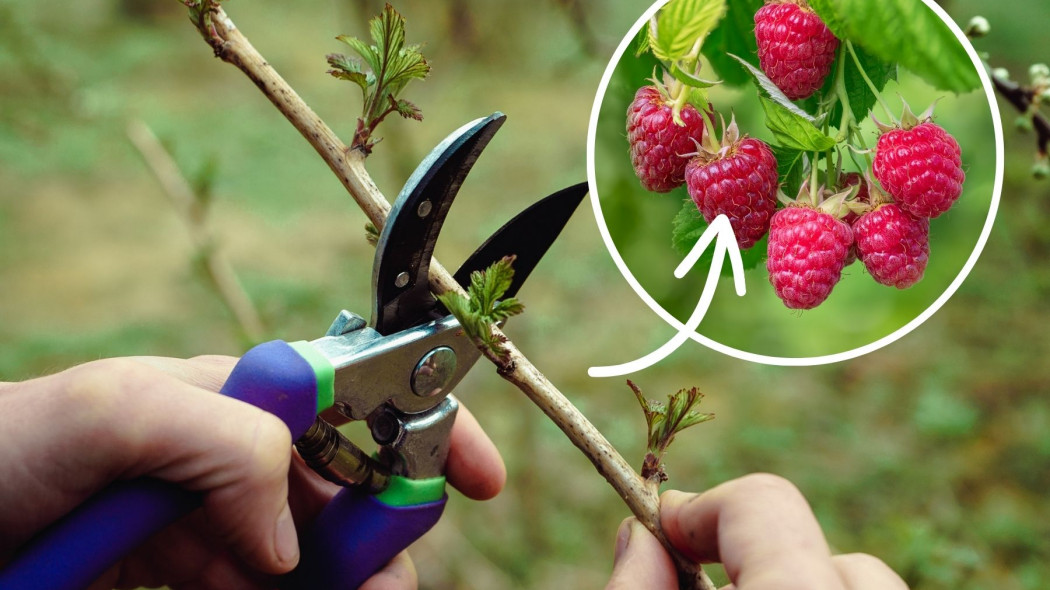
[0,0,1047,588]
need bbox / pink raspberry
[873,122,964,219]
[766,206,853,309]
[853,203,930,288]
[626,86,707,193]
[754,1,839,101]
[685,119,779,250]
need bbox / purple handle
[0,340,321,590]
[283,488,447,590]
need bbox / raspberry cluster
[622,0,966,311]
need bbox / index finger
[661,474,845,590]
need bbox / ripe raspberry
[627,85,707,193]
[684,119,779,250]
[853,203,930,288]
[873,121,964,218]
[766,205,853,309]
[754,1,839,101]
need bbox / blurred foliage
[1,1,1048,589]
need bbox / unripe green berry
[1016,115,1034,133]
[993,67,1010,81]
[1029,63,1050,84]
[965,16,990,38]
[1034,158,1050,180]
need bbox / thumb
[605,518,678,590]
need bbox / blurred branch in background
[126,119,266,344]
[966,16,1050,177]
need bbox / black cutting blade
[372,113,505,335]
[450,182,588,299]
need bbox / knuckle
[836,552,908,586]
[737,472,804,499]
[60,358,149,408]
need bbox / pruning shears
[0,113,586,590]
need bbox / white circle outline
[585,0,1004,368]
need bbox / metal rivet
[411,347,457,397]
[394,272,410,288]
[371,410,403,446]
[417,200,433,218]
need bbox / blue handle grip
[286,487,447,589]
[0,340,323,590]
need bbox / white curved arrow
[587,215,747,378]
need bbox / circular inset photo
[587,0,1002,365]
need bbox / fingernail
[613,517,634,564]
[274,504,300,567]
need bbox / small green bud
[1029,63,1050,85]
[1034,158,1050,180]
[1040,88,1050,103]
[965,16,990,38]
[992,68,1010,82]
[1016,115,1034,133]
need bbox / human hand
[605,474,907,590]
[0,355,506,589]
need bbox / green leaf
[842,43,897,119]
[672,200,708,256]
[491,298,525,321]
[436,292,471,323]
[437,257,523,359]
[649,0,728,63]
[807,0,979,93]
[335,34,380,75]
[760,97,837,152]
[772,145,805,197]
[729,54,817,121]
[327,53,373,92]
[334,4,430,150]
[390,97,422,121]
[700,0,763,87]
[668,63,721,89]
[633,21,651,58]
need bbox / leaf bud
[965,16,990,38]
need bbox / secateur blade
[372,113,506,335]
[450,181,588,299]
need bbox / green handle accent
[288,341,335,414]
[375,475,447,507]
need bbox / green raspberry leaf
[760,97,837,152]
[327,53,373,92]
[390,97,423,121]
[701,0,763,87]
[333,4,430,152]
[807,0,979,93]
[772,145,805,198]
[438,256,523,360]
[842,44,897,119]
[649,0,728,63]
[729,54,817,122]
